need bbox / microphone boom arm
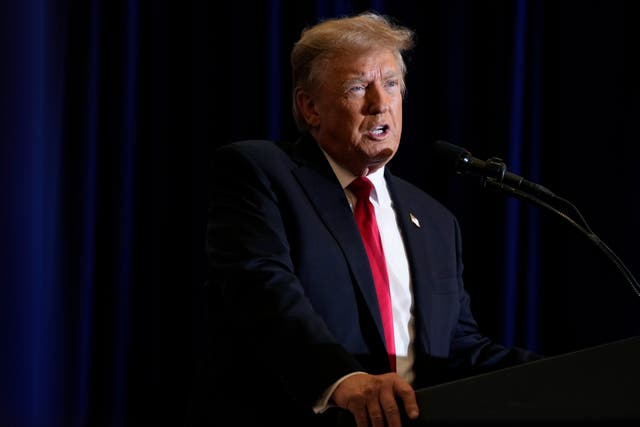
[432,139,639,297]
[482,178,640,297]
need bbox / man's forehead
[329,54,401,77]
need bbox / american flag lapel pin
[409,212,420,228]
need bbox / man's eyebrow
[343,70,400,85]
[343,76,367,85]
[382,70,401,79]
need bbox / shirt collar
[320,148,390,207]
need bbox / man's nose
[367,86,391,114]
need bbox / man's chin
[371,148,395,164]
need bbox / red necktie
[348,176,396,372]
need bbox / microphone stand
[480,158,640,298]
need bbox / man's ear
[295,89,320,127]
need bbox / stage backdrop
[1,0,639,426]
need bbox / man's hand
[331,372,419,427]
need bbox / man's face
[302,49,404,176]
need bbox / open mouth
[368,124,389,138]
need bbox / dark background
[1,1,639,426]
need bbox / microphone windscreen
[432,140,469,172]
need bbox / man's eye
[348,85,365,93]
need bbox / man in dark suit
[191,11,540,427]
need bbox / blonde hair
[291,12,415,131]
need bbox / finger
[378,386,402,427]
[381,401,402,427]
[395,383,419,419]
[348,402,369,427]
[365,398,386,427]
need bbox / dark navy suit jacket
[190,133,539,426]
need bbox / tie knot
[348,176,374,200]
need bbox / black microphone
[432,140,555,199]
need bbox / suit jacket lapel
[385,170,435,355]
[288,135,387,344]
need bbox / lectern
[336,336,640,426]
